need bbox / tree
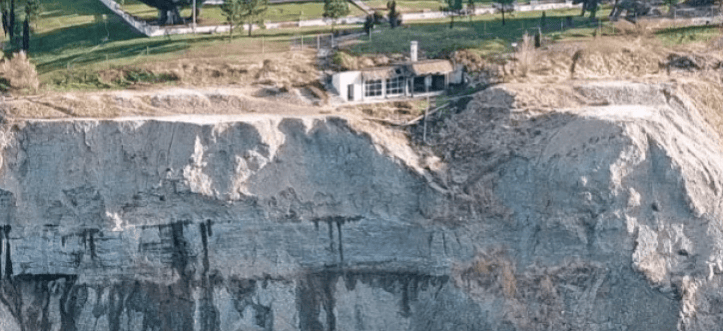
[21,0,39,51]
[134,0,208,25]
[363,14,374,35]
[467,0,475,19]
[663,0,678,13]
[574,0,599,18]
[387,0,401,28]
[9,0,14,42]
[493,0,514,25]
[242,0,268,36]
[1,0,10,37]
[441,0,463,28]
[220,0,243,40]
[323,0,349,34]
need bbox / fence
[99,0,582,38]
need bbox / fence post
[317,34,320,49]
[423,95,429,143]
[301,35,304,50]
[262,36,265,53]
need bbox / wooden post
[301,35,304,50]
[262,36,265,53]
[317,34,320,49]
[423,95,429,143]
[192,0,197,34]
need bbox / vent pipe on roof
[411,41,418,62]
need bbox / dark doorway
[347,84,354,101]
[413,76,426,93]
[431,75,446,91]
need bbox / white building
[331,42,464,102]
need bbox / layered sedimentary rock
[1,82,722,330]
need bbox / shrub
[515,32,535,77]
[0,52,39,92]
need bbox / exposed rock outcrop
[0,81,722,330]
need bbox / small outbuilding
[331,42,463,102]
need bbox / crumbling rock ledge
[0,81,722,330]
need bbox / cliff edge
[0,79,722,331]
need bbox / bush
[515,32,535,77]
[0,52,39,93]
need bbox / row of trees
[442,0,515,27]
[220,0,356,39]
[1,0,41,51]
[220,0,269,38]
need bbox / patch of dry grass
[515,33,536,78]
[0,52,40,93]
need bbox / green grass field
[121,0,366,24]
[349,7,611,57]
[22,0,362,78]
[363,0,496,13]
[656,24,722,45]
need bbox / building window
[386,77,404,96]
[364,80,383,98]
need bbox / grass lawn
[655,24,722,45]
[17,0,363,82]
[364,0,496,13]
[121,0,366,24]
[349,7,612,57]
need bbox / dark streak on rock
[297,269,449,331]
[4,225,12,279]
[336,221,344,264]
[199,222,220,331]
[0,228,3,281]
[206,219,213,237]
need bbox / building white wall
[451,65,464,85]
[332,71,363,102]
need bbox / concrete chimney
[410,41,418,62]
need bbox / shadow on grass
[35,39,190,73]
[39,0,120,19]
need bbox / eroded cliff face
[0,81,722,331]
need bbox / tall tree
[21,0,40,51]
[574,0,599,17]
[9,0,14,42]
[663,0,678,13]
[493,0,514,25]
[441,0,463,28]
[242,0,268,37]
[363,14,374,35]
[1,0,9,37]
[467,0,475,19]
[220,0,243,40]
[323,0,349,34]
[387,0,401,28]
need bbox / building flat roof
[353,59,455,80]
